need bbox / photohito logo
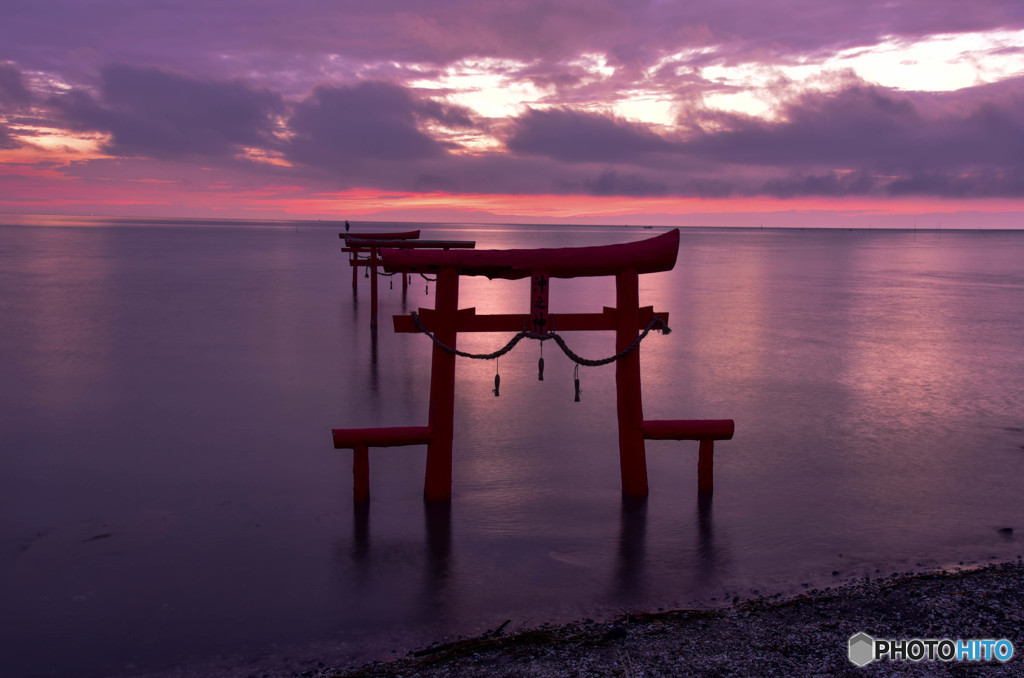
[849,632,1014,666]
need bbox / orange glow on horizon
[281,188,1024,221]
[2,170,1023,226]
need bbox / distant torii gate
[342,233,476,327]
[339,230,419,294]
[332,229,734,502]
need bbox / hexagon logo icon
[849,632,875,666]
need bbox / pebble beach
[316,560,1024,677]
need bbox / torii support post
[370,252,379,325]
[332,426,434,503]
[699,440,713,494]
[353,444,369,503]
[641,419,735,494]
[345,247,386,326]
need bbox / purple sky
[3,0,1024,225]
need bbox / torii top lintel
[339,230,420,240]
[380,229,679,280]
[343,239,476,249]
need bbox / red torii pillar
[425,267,459,500]
[615,268,647,496]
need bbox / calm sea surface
[2,216,1023,677]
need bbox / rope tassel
[420,273,435,297]
[493,359,500,397]
[574,364,581,402]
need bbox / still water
[2,217,1023,676]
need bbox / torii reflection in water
[612,493,726,602]
[344,500,454,624]
[344,493,725,625]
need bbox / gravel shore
[315,560,1024,677]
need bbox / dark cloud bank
[5,0,1024,81]
[31,62,1024,198]
[48,65,284,159]
[288,81,473,166]
[0,63,32,149]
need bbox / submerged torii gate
[332,229,734,502]
[342,233,476,327]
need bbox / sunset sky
[3,0,1024,227]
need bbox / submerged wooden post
[615,268,648,497]
[424,267,459,501]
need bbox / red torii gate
[342,233,476,327]
[332,229,734,502]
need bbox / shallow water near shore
[2,217,1023,677]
